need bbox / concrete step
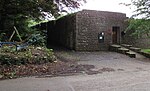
[109,44,121,52]
[129,47,141,52]
[125,51,136,58]
[118,48,130,54]
[121,44,132,48]
[109,44,138,58]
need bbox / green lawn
[142,49,150,54]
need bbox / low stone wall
[123,31,150,49]
[139,52,150,58]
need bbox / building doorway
[112,26,120,44]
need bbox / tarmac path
[0,51,150,91]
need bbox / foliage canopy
[131,0,150,18]
[126,19,150,38]
[0,0,86,41]
[126,0,150,38]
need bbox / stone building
[47,10,127,51]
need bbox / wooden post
[14,26,23,42]
[9,30,15,42]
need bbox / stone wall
[75,10,127,51]
[47,14,76,50]
[123,30,150,48]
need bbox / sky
[80,0,136,17]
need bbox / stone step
[121,44,132,48]
[125,52,136,58]
[109,45,121,52]
[129,47,141,52]
[118,48,130,54]
[109,44,137,58]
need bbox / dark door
[112,27,120,44]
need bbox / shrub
[0,46,56,65]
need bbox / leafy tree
[126,0,150,38]
[0,0,86,41]
[131,0,150,18]
[126,19,150,38]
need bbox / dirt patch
[99,67,115,72]
[0,58,96,80]
[0,58,117,80]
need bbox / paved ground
[0,51,150,91]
